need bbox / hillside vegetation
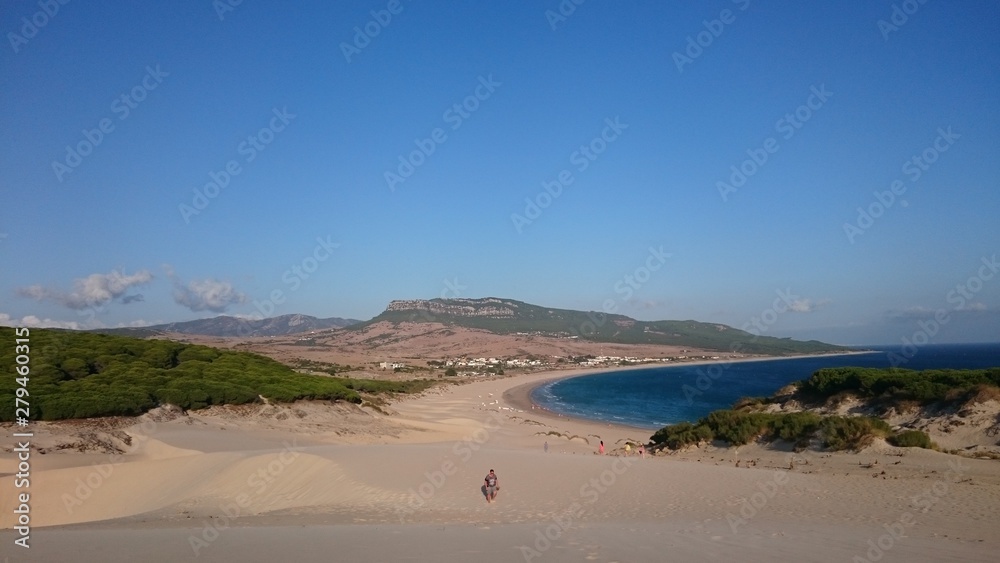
[0,328,434,421]
[651,367,1000,452]
[93,313,361,338]
[358,298,847,355]
[798,366,1000,407]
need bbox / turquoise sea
[530,344,1000,430]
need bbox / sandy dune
[2,366,999,562]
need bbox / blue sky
[1,0,998,346]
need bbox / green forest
[0,328,434,421]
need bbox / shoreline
[2,350,998,563]
[502,350,877,434]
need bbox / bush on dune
[800,367,1000,407]
[650,422,714,450]
[820,416,891,451]
[888,430,934,449]
[771,411,822,443]
[651,408,899,452]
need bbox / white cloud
[788,298,831,313]
[117,319,156,328]
[0,312,85,330]
[17,285,47,300]
[17,269,152,310]
[232,313,264,321]
[164,265,247,313]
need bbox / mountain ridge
[93,313,362,338]
[353,297,848,355]
[86,297,847,356]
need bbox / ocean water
[530,344,1000,431]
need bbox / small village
[376,352,752,377]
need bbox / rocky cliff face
[384,298,516,318]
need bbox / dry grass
[963,384,1000,406]
[824,391,860,409]
[894,399,923,414]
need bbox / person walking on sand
[599,441,604,455]
[484,469,499,503]
[639,444,645,459]
[544,441,548,453]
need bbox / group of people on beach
[598,440,644,457]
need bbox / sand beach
[2,363,999,562]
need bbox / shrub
[821,416,890,451]
[60,357,91,379]
[801,367,1000,407]
[772,411,822,442]
[650,422,714,449]
[177,347,220,363]
[652,410,902,451]
[888,430,933,449]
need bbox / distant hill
[94,314,361,338]
[352,297,848,356]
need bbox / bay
[531,343,1000,430]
